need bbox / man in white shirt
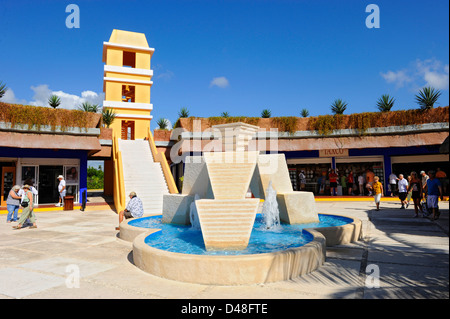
[388,172,398,196]
[397,174,409,209]
[56,175,66,207]
[116,191,144,230]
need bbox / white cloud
[381,58,449,90]
[209,76,229,88]
[380,70,412,88]
[29,84,104,109]
[0,88,27,104]
[415,59,449,90]
[157,70,175,81]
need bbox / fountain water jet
[189,194,201,230]
[261,181,281,230]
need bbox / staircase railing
[112,132,126,212]
[147,129,179,194]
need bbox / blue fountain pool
[129,214,353,256]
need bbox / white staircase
[118,139,169,215]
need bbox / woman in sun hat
[12,185,37,229]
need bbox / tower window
[123,51,136,68]
[122,85,135,102]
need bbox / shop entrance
[38,165,63,204]
[121,120,135,140]
[1,166,16,207]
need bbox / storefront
[0,149,88,206]
[283,144,449,196]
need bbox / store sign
[319,149,349,157]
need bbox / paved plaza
[0,199,448,300]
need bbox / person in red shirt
[329,169,338,196]
[347,171,354,195]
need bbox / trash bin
[64,196,74,211]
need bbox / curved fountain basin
[127,213,362,285]
[129,214,351,255]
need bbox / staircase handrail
[112,132,126,212]
[148,129,179,194]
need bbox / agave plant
[178,107,190,118]
[157,118,169,130]
[376,94,395,112]
[220,111,230,118]
[331,99,347,115]
[78,102,99,113]
[415,87,441,110]
[48,94,61,109]
[0,81,7,99]
[300,108,309,117]
[261,109,271,118]
[102,108,116,128]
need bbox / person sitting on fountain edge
[116,191,144,230]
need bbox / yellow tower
[102,29,154,140]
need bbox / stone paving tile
[0,267,66,298]
[18,256,116,278]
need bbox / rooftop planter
[0,102,102,134]
[175,106,449,136]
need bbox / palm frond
[300,108,309,117]
[48,94,61,109]
[330,99,347,115]
[261,109,271,118]
[102,108,116,128]
[376,94,395,112]
[0,81,7,98]
[157,118,169,129]
[415,87,441,110]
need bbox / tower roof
[108,29,149,48]
[102,29,154,62]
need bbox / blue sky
[0,0,448,130]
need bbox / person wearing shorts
[397,174,409,209]
[426,171,443,220]
[116,191,144,230]
[372,176,383,211]
[329,169,338,196]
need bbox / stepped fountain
[122,123,362,285]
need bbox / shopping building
[155,107,449,196]
[0,105,112,207]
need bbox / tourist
[329,169,338,196]
[6,185,21,223]
[406,175,413,208]
[425,170,443,220]
[18,179,38,200]
[408,171,423,218]
[397,174,409,209]
[420,171,429,199]
[340,172,347,196]
[12,185,37,229]
[116,191,144,230]
[358,173,365,196]
[388,172,398,197]
[365,169,375,196]
[56,175,66,207]
[435,168,447,195]
[298,170,306,191]
[347,171,354,195]
[372,176,384,211]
